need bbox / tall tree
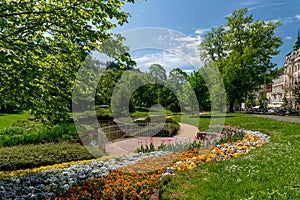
[293,29,300,51]
[0,0,135,125]
[200,8,282,112]
[148,64,167,84]
[187,70,210,112]
[294,76,300,106]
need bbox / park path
[104,123,200,157]
[253,114,300,123]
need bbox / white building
[271,74,284,105]
[283,49,300,109]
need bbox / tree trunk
[228,100,235,112]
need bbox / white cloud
[238,1,259,6]
[248,2,288,11]
[285,36,293,40]
[265,18,281,24]
[296,14,300,21]
[195,28,211,35]
[119,28,205,74]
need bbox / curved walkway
[105,123,199,156]
[253,114,300,123]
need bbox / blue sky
[111,0,300,72]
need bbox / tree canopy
[0,0,135,125]
[200,8,282,112]
[293,29,300,51]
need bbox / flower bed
[0,151,171,199]
[0,127,270,199]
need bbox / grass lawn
[130,107,177,118]
[0,110,38,129]
[160,113,300,199]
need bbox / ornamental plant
[136,137,202,154]
[212,125,245,144]
[57,170,162,200]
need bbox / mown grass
[130,107,177,118]
[0,110,38,129]
[160,113,300,199]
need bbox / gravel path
[105,123,199,156]
[253,114,300,123]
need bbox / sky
[107,0,300,73]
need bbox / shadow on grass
[134,108,150,112]
[0,110,23,116]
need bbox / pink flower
[149,137,154,143]
[166,139,173,143]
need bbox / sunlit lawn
[160,113,300,199]
[0,110,39,129]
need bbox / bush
[0,143,102,170]
[168,101,181,113]
[134,117,180,137]
[0,124,80,147]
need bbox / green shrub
[134,117,180,137]
[0,143,103,171]
[0,124,80,147]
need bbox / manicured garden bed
[0,123,270,199]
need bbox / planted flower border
[0,126,270,199]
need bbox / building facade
[271,74,285,104]
[283,48,300,109]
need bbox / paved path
[253,114,300,123]
[105,123,200,156]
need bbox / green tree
[293,29,300,51]
[258,92,265,107]
[282,95,288,107]
[246,94,256,108]
[200,8,282,112]
[96,69,123,105]
[148,64,167,84]
[187,70,210,112]
[0,0,135,125]
[293,76,300,106]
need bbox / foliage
[282,95,288,107]
[293,29,300,51]
[0,124,79,147]
[200,8,282,112]
[246,94,256,108]
[168,101,181,113]
[0,143,101,170]
[258,91,265,107]
[136,137,202,153]
[216,125,245,144]
[0,0,135,125]
[134,117,180,137]
[293,76,300,105]
[187,70,211,112]
[96,68,124,106]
